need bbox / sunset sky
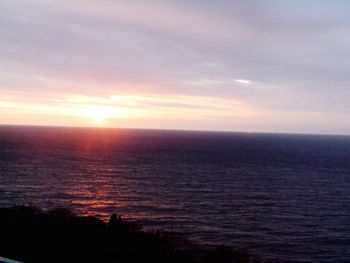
[1,0,349,134]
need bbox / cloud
[235,79,252,84]
[0,0,349,133]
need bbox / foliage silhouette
[0,206,295,263]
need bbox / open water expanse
[0,126,349,262]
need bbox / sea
[0,126,349,262]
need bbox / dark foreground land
[0,206,294,263]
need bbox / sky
[0,0,349,134]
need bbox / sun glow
[0,93,256,128]
[80,106,124,125]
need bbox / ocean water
[0,126,349,262]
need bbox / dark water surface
[0,126,349,262]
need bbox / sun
[81,106,118,125]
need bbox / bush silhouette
[0,206,293,263]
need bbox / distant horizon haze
[0,123,349,137]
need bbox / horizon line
[0,123,349,137]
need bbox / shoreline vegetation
[0,206,294,263]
